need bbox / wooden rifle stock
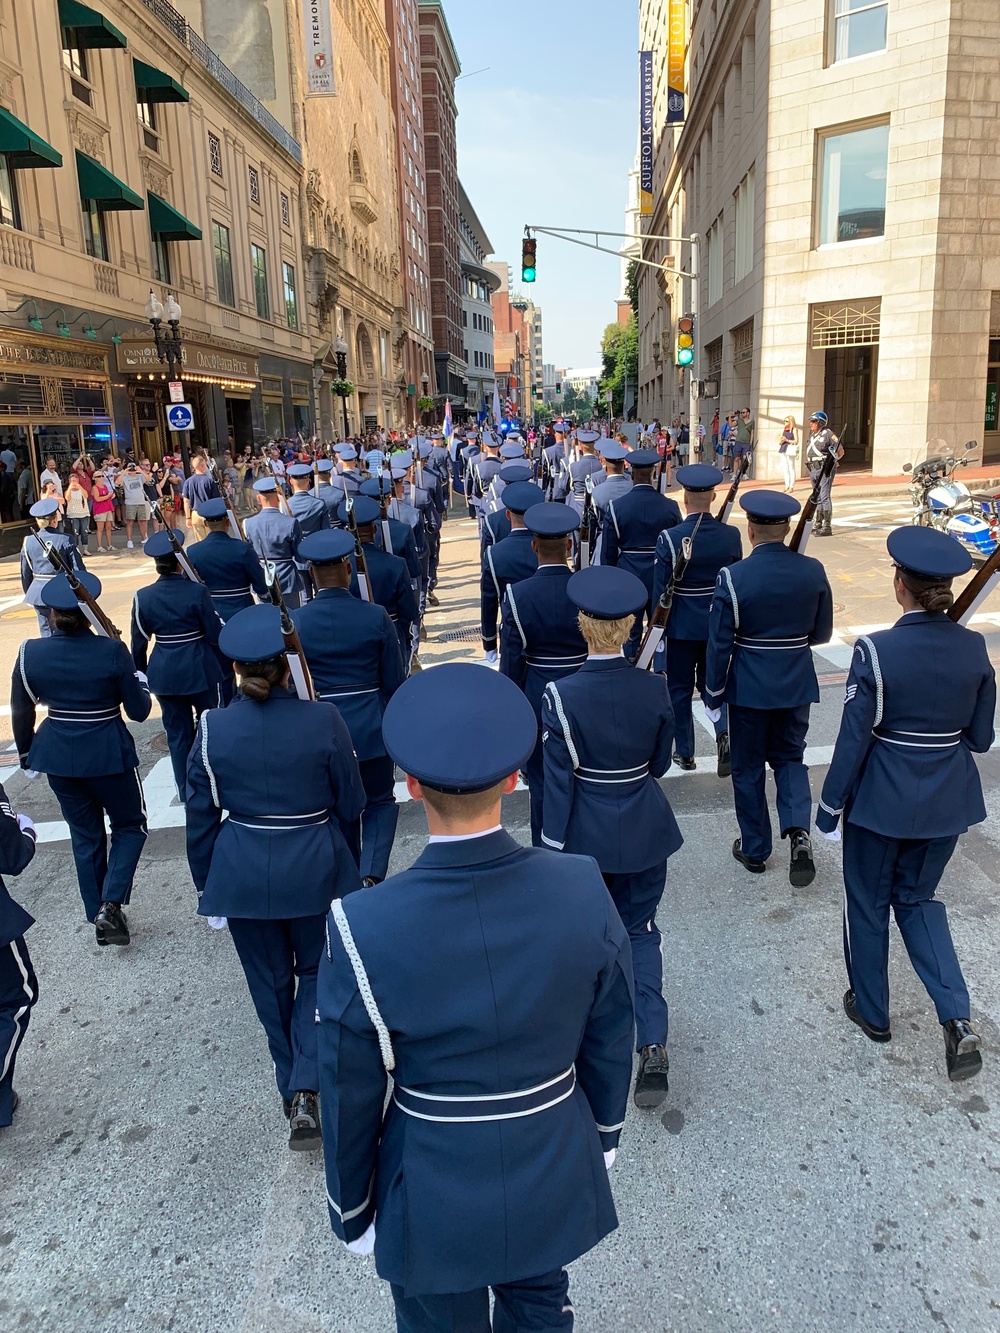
[790,423,847,553]
[635,530,697,670]
[42,541,122,640]
[150,504,204,582]
[716,453,752,523]
[575,476,595,571]
[343,493,374,603]
[208,459,246,539]
[950,541,1000,625]
[262,562,316,700]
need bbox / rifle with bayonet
[262,561,315,701]
[716,452,753,524]
[342,491,374,603]
[575,473,596,571]
[789,424,846,554]
[635,516,703,671]
[42,541,122,640]
[263,457,292,515]
[208,458,246,539]
[150,503,204,582]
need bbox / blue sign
[166,403,195,432]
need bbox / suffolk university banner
[667,0,686,124]
[639,51,654,216]
[303,0,336,96]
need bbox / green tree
[626,259,640,318]
[599,314,639,417]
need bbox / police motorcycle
[903,443,999,561]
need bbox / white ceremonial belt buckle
[393,1067,576,1123]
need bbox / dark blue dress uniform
[244,479,305,608]
[130,532,226,799]
[817,528,995,1077]
[341,498,420,665]
[11,573,151,930]
[500,504,588,845]
[186,605,365,1145]
[21,499,84,637]
[0,784,38,1127]
[652,466,743,763]
[480,482,544,656]
[479,464,532,561]
[602,453,682,660]
[359,478,422,581]
[293,531,405,885]
[705,493,834,870]
[287,464,331,537]
[317,665,634,1328]
[186,500,269,621]
[541,568,682,1106]
[314,460,346,521]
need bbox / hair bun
[239,675,272,702]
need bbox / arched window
[351,149,364,183]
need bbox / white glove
[344,1221,376,1256]
[483,650,499,666]
[207,916,228,930]
[23,769,40,782]
[16,814,35,836]
[819,828,842,843]
[704,708,722,724]
[136,671,149,687]
[604,1149,617,1170]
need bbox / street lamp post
[421,370,430,426]
[145,290,192,477]
[335,336,351,442]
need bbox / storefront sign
[303,0,336,97]
[667,0,686,125]
[0,336,106,375]
[117,338,259,384]
[986,382,998,433]
[639,52,654,216]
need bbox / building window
[734,168,755,283]
[248,165,260,205]
[62,38,92,105]
[0,158,21,230]
[208,132,223,177]
[251,243,269,319]
[137,99,159,153]
[153,235,171,285]
[283,262,298,329]
[212,220,235,305]
[380,331,388,378]
[82,199,108,262]
[280,192,290,227]
[819,123,889,245]
[707,216,723,306]
[832,0,888,63]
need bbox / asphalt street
[2,489,1000,1333]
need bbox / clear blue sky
[444,0,639,371]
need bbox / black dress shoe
[95,901,130,947]
[427,590,440,607]
[633,1045,669,1109]
[788,829,816,888]
[716,731,731,778]
[843,989,891,1043]
[673,752,697,772]
[943,1019,982,1082]
[282,1096,294,1121]
[732,838,766,874]
[288,1091,323,1151]
[361,876,382,888]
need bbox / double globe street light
[145,289,191,477]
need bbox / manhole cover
[437,627,482,644]
[150,732,170,753]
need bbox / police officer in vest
[186,498,269,621]
[817,527,994,1080]
[705,492,833,885]
[293,530,405,886]
[11,573,151,945]
[480,481,544,664]
[541,565,681,1109]
[244,477,305,609]
[0,781,38,1128]
[186,604,365,1150]
[804,411,844,537]
[317,664,634,1330]
[21,498,85,637]
[602,450,682,661]
[341,496,420,669]
[652,464,743,775]
[500,503,588,845]
[130,529,226,801]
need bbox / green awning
[0,106,62,170]
[148,192,201,242]
[58,0,127,49]
[133,59,189,105]
[76,151,144,211]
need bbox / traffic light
[522,237,537,283]
[675,315,695,368]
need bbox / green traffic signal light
[522,237,537,283]
[523,266,536,283]
[675,315,695,368]
[676,347,694,367]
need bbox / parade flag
[492,382,503,425]
[443,400,454,442]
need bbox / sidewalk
[740,465,1000,502]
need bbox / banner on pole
[303,0,336,97]
[667,0,686,124]
[639,51,654,216]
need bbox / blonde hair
[578,611,634,654]
[419,778,509,823]
[784,416,794,427]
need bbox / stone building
[637,0,1000,476]
[458,180,498,419]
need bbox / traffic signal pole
[688,232,700,452]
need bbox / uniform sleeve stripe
[326,1177,374,1222]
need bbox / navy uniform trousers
[160,690,221,799]
[226,914,326,1099]
[358,755,397,883]
[0,935,38,1126]
[842,827,969,1032]
[666,638,727,760]
[728,704,812,863]
[603,862,669,1049]
[391,1269,572,1333]
[47,771,148,924]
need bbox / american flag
[443,400,454,442]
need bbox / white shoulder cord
[331,900,396,1073]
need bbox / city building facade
[458,181,498,419]
[637,0,1000,476]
